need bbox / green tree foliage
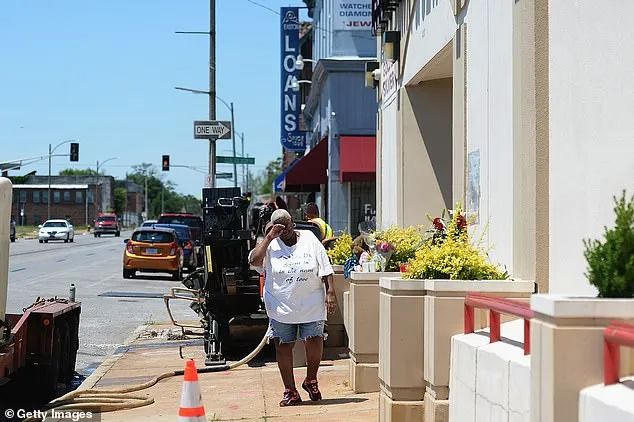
[584,191,634,298]
[251,157,282,195]
[113,187,126,216]
[59,168,99,176]
[126,163,201,219]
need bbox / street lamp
[174,87,239,187]
[290,76,312,92]
[48,139,75,220]
[295,55,316,71]
[96,157,117,174]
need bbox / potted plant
[531,192,634,422]
[379,207,533,420]
[323,233,354,348]
[346,227,423,394]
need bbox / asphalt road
[7,232,194,376]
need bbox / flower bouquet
[372,240,395,272]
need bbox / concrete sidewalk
[80,324,378,421]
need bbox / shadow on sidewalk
[305,397,369,406]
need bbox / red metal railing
[604,321,634,385]
[464,294,534,355]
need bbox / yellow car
[123,228,184,280]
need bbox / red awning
[340,136,376,182]
[284,138,328,191]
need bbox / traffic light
[70,143,79,162]
[162,155,170,171]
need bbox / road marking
[99,291,165,299]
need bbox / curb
[78,324,148,391]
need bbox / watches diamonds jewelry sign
[334,0,372,30]
[280,7,306,151]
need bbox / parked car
[38,219,75,243]
[141,219,157,228]
[94,213,121,237]
[154,223,197,271]
[123,227,184,280]
[157,213,203,264]
[157,213,203,245]
[9,218,16,242]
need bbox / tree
[59,168,98,176]
[252,157,282,195]
[114,187,126,216]
[126,163,201,219]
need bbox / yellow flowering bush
[373,226,425,271]
[403,208,508,280]
[327,233,354,265]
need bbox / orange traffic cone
[178,359,206,422]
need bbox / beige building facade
[374,0,634,295]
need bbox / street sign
[216,172,233,179]
[194,120,232,140]
[216,156,255,165]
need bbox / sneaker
[302,379,322,401]
[279,388,302,407]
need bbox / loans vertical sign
[334,0,372,31]
[280,7,306,151]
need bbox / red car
[94,212,121,237]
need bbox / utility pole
[239,132,245,190]
[209,0,217,187]
[230,102,238,186]
[48,143,52,220]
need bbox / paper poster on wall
[467,150,480,224]
[334,0,372,31]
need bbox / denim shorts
[268,319,326,344]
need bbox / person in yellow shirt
[304,202,333,241]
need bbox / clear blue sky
[0,1,307,196]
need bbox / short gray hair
[271,209,292,225]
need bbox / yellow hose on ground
[24,333,269,421]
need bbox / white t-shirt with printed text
[255,230,334,324]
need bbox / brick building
[11,184,101,226]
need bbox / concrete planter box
[378,277,426,421]
[424,279,534,419]
[322,264,347,348]
[531,294,634,422]
[348,271,401,394]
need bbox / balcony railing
[464,293,534,355]
[603,321,634,385]
[372,0,402,35]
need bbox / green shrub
[327,233,354,265]
[373,226,425,271]
[583,191,634,298]
[403,207,508,280]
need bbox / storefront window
[41,191,48,204]
[76,191,83,203]
[53,191,61,203]
[87,191,94,204]
[63,191,71,202]
[33,191,41,203]
[18,190,26,203]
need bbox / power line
[243,0,375,42]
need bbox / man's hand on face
[266,223,286,240]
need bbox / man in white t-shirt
[249,209,336,407]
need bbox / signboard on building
[280,7,306,151]
[334,0,372,30]
[381,59,399,103]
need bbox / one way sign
[194,120,232,140]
